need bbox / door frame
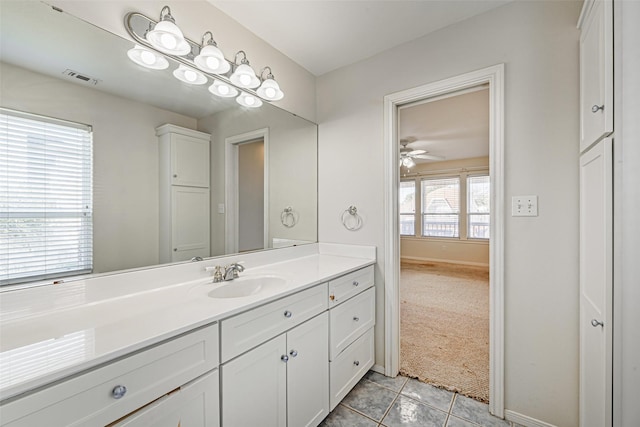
[224,128,270,253]
[383,64,505,417]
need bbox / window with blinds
[0,108,93,286]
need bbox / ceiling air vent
[62,69,101,86]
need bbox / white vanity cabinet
[1,324,219,427]
[156,124,211,263]
[327,266,375,410]
[220,285,329,427]
[579,0,613,153]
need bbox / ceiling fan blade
[414,154,446,161]
[407,149,426,156]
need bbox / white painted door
[579,138,612,427]
[579,0,613,153]
[221,335,287,427]
[287,313,329,427]
[171,186,210,262]
[170,134,210,187]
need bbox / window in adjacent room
[399,180,416,236]
[0,108,93,286]
[421,177,460,238]
[467,175,490,239]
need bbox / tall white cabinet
[578,1,613,426]
[156,124,211,263]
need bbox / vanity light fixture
[173,65,207,85]
[209,80,238,98]
[236,92,263,108]
[257,67,284,101]
[194,32,230,74]
[127,45,169,70]
[230,51,260,89]
[125,7,285,108]
[146,6,190,55]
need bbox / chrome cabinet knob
[289,349,298,357]
[591,318,604,328]
[353,316,360,322]
[284,310,292,318]
[281,355,289,362]
[173,248,177,252]
[112,385,127,399]
[591,104,604,113]
[353,360,360,366]
[173,174,178,178]
[353,281,359,286]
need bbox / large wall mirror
[0,1,318,285]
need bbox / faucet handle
[205,266,224,282]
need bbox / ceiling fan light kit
[124,5,284,108]
[399,138,446,168]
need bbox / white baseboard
[504,410,557,427]
[400,255,489,268]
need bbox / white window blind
[0,108,93,285]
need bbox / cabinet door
[110,370,219,427]
[579,139,612,427]
[287,313,329,427]
[171,186,210,262]
[580,0,613,152]
[171,134,210,187]
[221,335,287,427]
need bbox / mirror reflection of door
[238,139,265,252]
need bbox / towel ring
[281,206,298,228]
[341,205,363,231]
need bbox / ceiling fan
[399,138,445,168]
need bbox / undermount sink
[208,275,287,299]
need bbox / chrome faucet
[223,262,245,281]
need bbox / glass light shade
[236,92,263,108]
[146,20,190,55]
[209,80,238,98]
[194,44,230,74]
[173,65,207,85]
[257,78,284,101]
[127,45,169,70]
[230,63,260,88]
[402,157,415,168]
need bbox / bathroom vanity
[0,244,376,427]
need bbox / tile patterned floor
[320,371,524,427]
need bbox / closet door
[579,138,612,427]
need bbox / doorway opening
[225,128,269,254]
[398,86,491,402]
[383,64,505,416]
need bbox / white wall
[1,62,197,273]
[316,1,581,426]
[614,1,640,425]
[50,0,317,122]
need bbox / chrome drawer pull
[289,349,298,357]
[281,355,289,362]
[353,360,360,366]
[112,385,127,399]
[353,281,359,286]
[284,310,292,318]
[353,316,360,322]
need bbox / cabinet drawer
[1,324,219,427]
[328,266,374,306]
[109,369,219,427]
[221,284,328,362]
[329,327,374,410]
[330,287,375,361]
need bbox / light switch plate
[512,195,538,216]
[217,203,225,214]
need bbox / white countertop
[0,244,375,401]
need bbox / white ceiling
[208,0,511,76]
[399,87,490,162]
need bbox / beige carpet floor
[399,261,490,402]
